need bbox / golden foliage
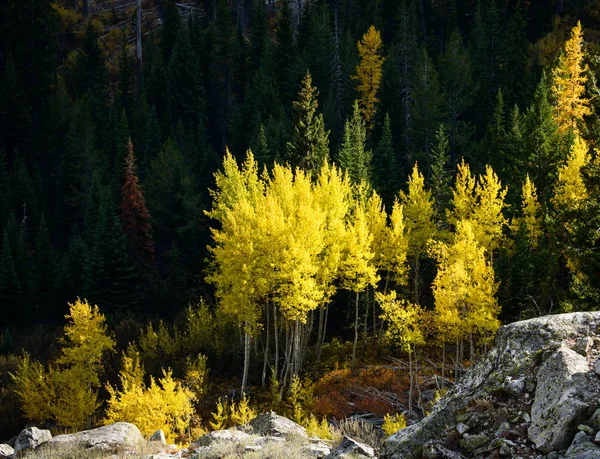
[553,135,590,212]
[105,351,195,443]
[305,415,333,440]
[210,397,230,430]
[552,21,591,134]
[518,175,543,247]
[382,413,406,437]
[377,291,427,352]
[229,393,256,426]
[353,26,385,126]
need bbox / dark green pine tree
[63,226,89,305]
[0,153,9,229]
[2,215,32,316]
[372,113,400,210]
[10,156,38,230]
[85,200,139,314]
[337,101,372,187]
[0,228,23,326]
[429,124,452,219]
[250,0,269,72]
[168,25,204,133]
[144,33,170,127]
[0,57,32,169]
[520,74,562,201]
[161,0,183,63]
[275,0,300,110]
[303,1,335,100]
[73,23,108,106]
[252,124,271,169]
[3,0,58,118]
[500,2,531,111]
[481,89,506,174]
[33,215,58,320]
[287,72,330,177]
[144,139,204,267]
[117,32,136,117]
[163,242,189,313]
[409,47,445,168]
[439,29,475,163]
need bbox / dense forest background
[2,0,600,443]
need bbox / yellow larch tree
[430,220,500,376]
[553,135,590,212]
[399,163,436,304]
[472,165,508,261]
[354,25,385,126]
[552,21,591,134]
[447,158,477,227]
[519,175,543,247]
[340,200,379,369]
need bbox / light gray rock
[528,345,595,453]
[45,422,143,453]
[496,422,511,437]
[595,358,600,377]
[149,429,166,446]
[565,439,600,458]
[506,376,526,395]
[596,431,600,444]
[589,409,600,431]
[325,436,375,459]
[14,427,52,454]
[572,432,592,447]
[382,312,600,459]
[249,412,308,438]
[456,423,470,435]
[192,429,254,447]
[0,444,13,458]
[302,442,331,458]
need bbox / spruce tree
[337,101,372,187]
[0,228,22,325]
[372,113,400,209]
[73,23,108,105]
[275,0,299,109]
[287,72,330,177]
[429,124,452,218]
[34,215,57,320]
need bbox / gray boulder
[382,312,600,459]
[565,432,600,459]
[325,436,375,459]
[249,411,308,438]
[0,444,14,458]
[528,345,595,453]
[192,429,254,447]
[44,422,143,453]
[149,429,167,446]
[14,426,52,455]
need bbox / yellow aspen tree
[399,163,436,304]
[519,175,543,247]
[447,158,477,227]
[377,290,426,414]
[553,135,590,212]
[313,163,352,360]
[206,151,264,393]
[431,220,500,374]
[353,25,385,126]
[340,200,379,369]
[552,21,591,134]
[473,165,508,261]
[382,200,410,288]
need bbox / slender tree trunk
[262,300,270,387]
[316,305,325,361]
[414,347,422,408]
[293,319,301,376]
[408,344,413,415]
[363,286,369,356]
[242,327,251,393]
[413,258,421,305]
[442,344,446,389]
[274,304,279,381]
[455,338,459,380]
[469,333,474,363]
[351,290,360,370]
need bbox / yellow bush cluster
[105,351,195,443]
[382,413,406,438]
[210,393,256,430]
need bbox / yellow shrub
[105,352,195,443]
[230,393,256,426]
[184,354,209,400]
[305,414,332,440]
[210,397,230,430]
[382,413,406,437]
[287,375,314,425]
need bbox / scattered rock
[459,433,489,453]
[45,422,143,453]
[149,429,166,446]
[506,376,526,395]
[528,344,595,453]
[596,431,600,444]
[325,436,375,459]
[575,336,594,357]
[595,357,600,377]
[590,409,600,432]
[249,411,308,439]
[456,423,470,436]
[496,422,510,437]
[302,442,331,458]
[0,444,14,458]
[565,438,600,458]
[14,426,52,455]
[579,425,596,436]
[192,429,254,447]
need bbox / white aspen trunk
[242,327,251,393]
[408,344,413,415]
[274,304,279,381]
[351,290,360,370]
[262,300,270,387]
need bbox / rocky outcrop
[0,444,13,458]
[382,312,600,459]
[192,429,254,447]
[44,422,144,453]
[248,411,308,438]
[14,426,52,455]
[325,436,375,458]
